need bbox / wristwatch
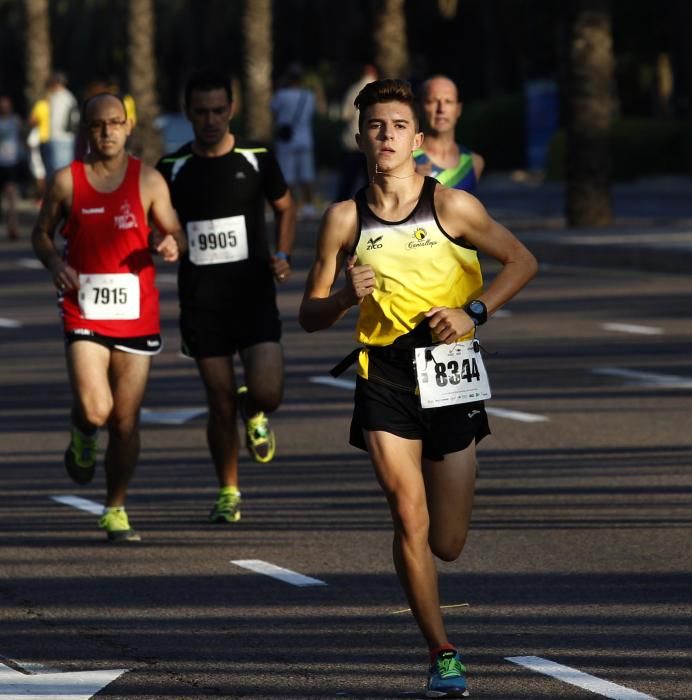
[464,299,487,326]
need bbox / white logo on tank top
[82,207,105,214]
[114,200,137,230]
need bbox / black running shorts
[180,293,281,358]
[350,375,490,461]
[65,330,163,355]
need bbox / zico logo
[366,235,384,250]
[408,227,437,249]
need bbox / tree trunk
[374,0,409,79]
[128,0,162,164]
[24,0,51,107]
[243,0,272,142]
[565,0,616,227]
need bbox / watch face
[469,301,485,314]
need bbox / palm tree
[565,0,616,226]
[243,0,273,142]
[24,0,51,107]
[374,0,409,79]
[128,0,162,164]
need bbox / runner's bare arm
[433,187,537,327]
[142,166,186,261]
[269,189,296,281]
[31,168,79,291]
[299,200,374,332]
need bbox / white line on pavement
[0,662,127,699]
[310,376,357,390]
[309,377,549,422]
[51,495,103,515]
[140,406,207,424]
[231,559,327,587]
[506,656,658,700]
[17,257,43,269]
[0,318,22,328]
[602,322,663,335]
[486,407,549,423]
[593,367,692,388]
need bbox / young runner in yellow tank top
[300,79,537,697]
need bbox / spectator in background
[271,64,317,219]
[26,124,46,202]
[30,72,78,179]
[334,64,378,202]
[414,75,484,193]
[0,95,22,239]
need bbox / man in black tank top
[157,69,296,525]
[300,79,537,697]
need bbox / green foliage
[546,118,692,181]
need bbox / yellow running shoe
[246,412,275,463]
[99,507,141,542]
[64,427,98,485]
[237,386,276,463]
[208,486,241,523]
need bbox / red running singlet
[59,156,160,337]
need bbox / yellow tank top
[354,176,483,379]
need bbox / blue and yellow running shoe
[426,649,469,698]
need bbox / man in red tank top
[32,93,186,542]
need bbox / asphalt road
[0,209,690,699]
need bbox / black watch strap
[464,299,488,326]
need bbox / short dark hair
[354,78,419,132]
[184,68,233,108]
[81,92,127,123]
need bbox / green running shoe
[237,386,276,464]
[426,650,469,698]
[208,487,241,523]
[99,507,141,542]
[64,427,98,485]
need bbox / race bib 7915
[78,273,140,320]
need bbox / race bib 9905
[187,215,249,265]
[78,273,140,320]
[414,339,491,409]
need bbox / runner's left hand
[425,306,475,344]
[155,233,179,262]
[271,254,291,283]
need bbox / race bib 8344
[414,339,491,409]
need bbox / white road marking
[506,656,658,700]
[310,376,356,390]
[0,662,127,699]
[493,308,512,318]
[0,318,21,328]
[231,559,327,587]
[156,273,177,284]
[310,376,549,422]
[602,323,663,335]
[140,406,207,424]
[17,258,43,269]
[486,407,548,423]
[593,367,692,388]
[51,495,103,515]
